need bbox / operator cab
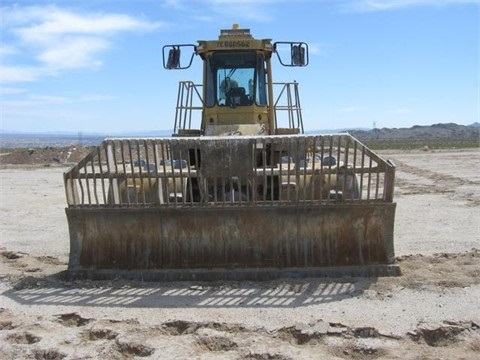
[209,51,265,108]
[163,24,308,136]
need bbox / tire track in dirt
[394,159,480,205]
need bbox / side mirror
[167,47,181,69]
[274,42,309,67]
[162,44,196,70]
[292,44,306,66]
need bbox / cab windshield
[205,51,267,107]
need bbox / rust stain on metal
[65,135,397,278]
[67,203,396,271]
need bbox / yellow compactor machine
[64,25,398,280]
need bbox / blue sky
[1,0,478,134]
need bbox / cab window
[205,51,267,107]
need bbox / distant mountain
[346,123,479,141]
[1,123,478,149]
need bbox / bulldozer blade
[64,134,399,280]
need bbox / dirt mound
[408,321,479,347]
[0,146,93,166]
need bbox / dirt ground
[0,148,479,359]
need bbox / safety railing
[173,81,203,134]
[273,81,303,133]
[172,81,305,135]
[64,134,395,208]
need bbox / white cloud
[0,44,19,57]
[3,93,100,107]
[28,94,72,105]
[1,93,116,120]
[37,36,108,70]
[344,0,480,12]
[1,5,163,83]
[0,87,27,95]
[162,0,189,10]
[394,107,412,114]
[308,43,333,57]
[338,106,360,113]
[78,94,117,102]
[14,7,160,42]
[163,0,274,23]
[1,65,46,83]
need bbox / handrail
[172,81,305,134]
[64,134,395,207]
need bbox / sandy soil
[0,149,479,359]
